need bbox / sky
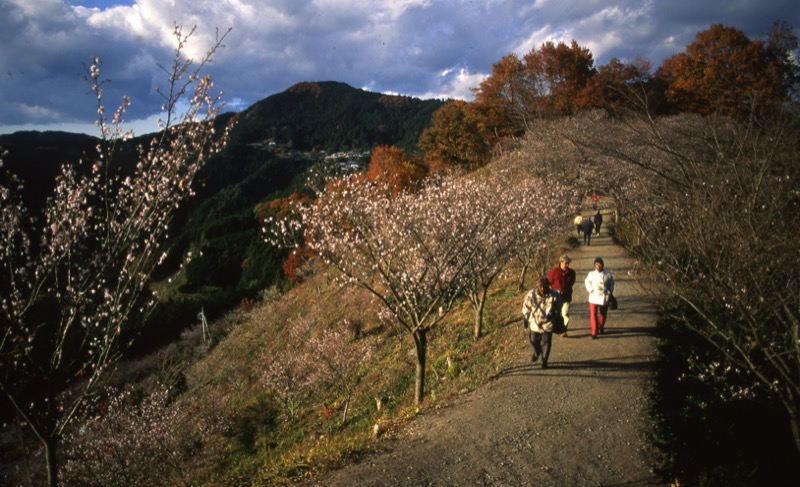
[1,0,798,136]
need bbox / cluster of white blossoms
[262,165,576,402]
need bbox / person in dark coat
[581,217,594,245]
[547,255,577,337]
[593,210,603,236]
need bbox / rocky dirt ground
[306,202,667,487]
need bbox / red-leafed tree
[281,246,318,283]
[472,53,532,140]
[523,39,597,116]
[658,23,795,115]
[256,192,317,282]
[365,145,426,195]
[585,56,668,115]
[418,100,491,170]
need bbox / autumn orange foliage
[282,246,317,282]
[523,40,597,116]
[658,24,791,115]
[472,53,529,140]
[365,145,426,195]
[418,100,491,170]
[255,192,311,224]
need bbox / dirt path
[309,202,666,487]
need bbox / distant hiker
[584,257,615,339]
[522,277,562,369]
[574,215,583,236]
[594,210,603,236]
[581,217,594,245]
[592,192,599,210]
[547,255,576,337]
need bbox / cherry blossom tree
[259,318,318,420]
[304,319,375,424]
[306,176,479,404]
[0,25,230,487]
[488,118,597,290]
[259,316,375,424]
[59,387,190,486]
[265,171,565,404]
[458,170,571,338]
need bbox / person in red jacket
[547,255,577,337]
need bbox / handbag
[546,308,567,334]
[608,293,618,310]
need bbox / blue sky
[1,0,798,136]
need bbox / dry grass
[145,242,573,484]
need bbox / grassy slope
[169,238,571,484]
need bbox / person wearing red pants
[584,257,614,339]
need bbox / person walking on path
[594,210,603,236]
[547,255,576,337]
[521,277,562,368]
[581,217,594,245]
[585,257,614,338]
[574,215,583,236]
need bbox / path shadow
[490,353,655,380]
[593,326,660,339]
[558,326,659,340]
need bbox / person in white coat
[584,257,614,338]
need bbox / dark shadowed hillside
[0,131,97,214]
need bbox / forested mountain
[0,82,444,352]
[230,81,444,152]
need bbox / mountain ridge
[229,80,445,152]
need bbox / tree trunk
[45,435,58,487]
[473,291,487,340]
[518,264,529,291]
[413,328,427,405]
[342,399,350,425]
[789,403,800,456]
